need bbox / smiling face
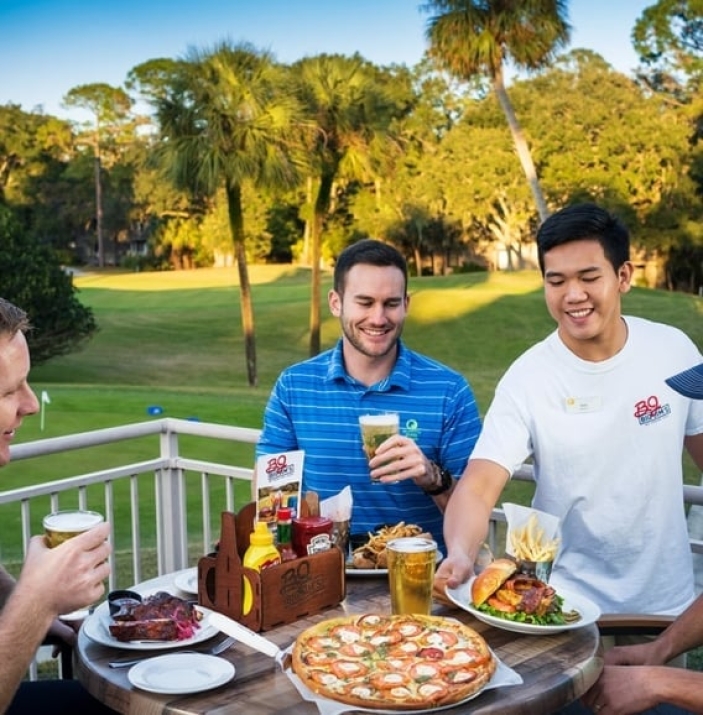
[0,330,39,467]
[329,263,409,376]
[543,239,633,361]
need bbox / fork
[108,635,235,668]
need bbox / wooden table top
[74,568,602,715]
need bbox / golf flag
[40,390,50,431]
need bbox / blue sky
[1,0,652,121]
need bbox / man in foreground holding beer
[0,298,115,714]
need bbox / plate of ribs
[83,590,218,650]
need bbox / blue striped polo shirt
[256,340,481,553]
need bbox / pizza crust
[291,613,496,711]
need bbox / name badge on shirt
[565,396,602,414]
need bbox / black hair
[537,203,630,274]
[333,239,408,294]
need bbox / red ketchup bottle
[292,515,333,558]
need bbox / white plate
[173,568,198,595]
[59,608,91,623]
[128,653,234,694]
[445,578,601,635]
[345,552,443,577]
[83,597,218,650]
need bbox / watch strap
[423,463,453,496]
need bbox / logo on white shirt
[633,395,671,425]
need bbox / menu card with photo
[254,450,305,525]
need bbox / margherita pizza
[291,612,496,710]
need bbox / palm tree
[421,0,571,221]
[63,83,132,267]
[155,42,303,387]
[292,53,404,355]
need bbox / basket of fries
[503,504,560,582]
[350,522,431,570]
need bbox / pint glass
[386,536,437,615]
[359,413,399,482]
[43,509,104,548]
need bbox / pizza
[291,612,496,710]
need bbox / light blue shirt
[257,340,481,553]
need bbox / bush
[0,206,97,364]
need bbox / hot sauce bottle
[276,507,298,562]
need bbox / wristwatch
[423,463,454,496]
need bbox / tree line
[1,0,702,381]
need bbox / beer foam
[386,536,437,553]
[43,510,103,532]
[359,413,399,426]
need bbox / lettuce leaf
[475,595,566,626]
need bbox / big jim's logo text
[633,394,671,426]
[265,454,296,483]
[279,561,326,608]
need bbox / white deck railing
[5,419,703,583]
[4,418,260,589]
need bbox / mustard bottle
[242,521,282,615]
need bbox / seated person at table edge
[256,238,481,553]
[434,202,703,615]
[579,363,703,715]
[0,298,115,715]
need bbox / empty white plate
[128,652,235,694]
[173,568,198,595]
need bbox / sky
[1,0,653,122]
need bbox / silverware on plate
[108,635,235,668]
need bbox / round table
[75,568,603,714]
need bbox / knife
[209,612,282,659]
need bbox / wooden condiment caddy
[197,502,346,632]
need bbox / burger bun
[471,558,517,607]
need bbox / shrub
[0,206,97,364]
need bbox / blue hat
[666,363,703,399]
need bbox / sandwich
[470,558,567,626]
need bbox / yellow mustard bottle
[242,521,281,615]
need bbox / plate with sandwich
[445,558,600,635]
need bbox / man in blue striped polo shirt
[257,239,481,554]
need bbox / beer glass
[359,413,399,482]
[43,509,104,548]
[386,536,437,615]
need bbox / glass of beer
[359,413,399,482]
[43,509,104,548]
[386,536,437,615]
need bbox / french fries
[351,522,428,569]
[509,513,559,562]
